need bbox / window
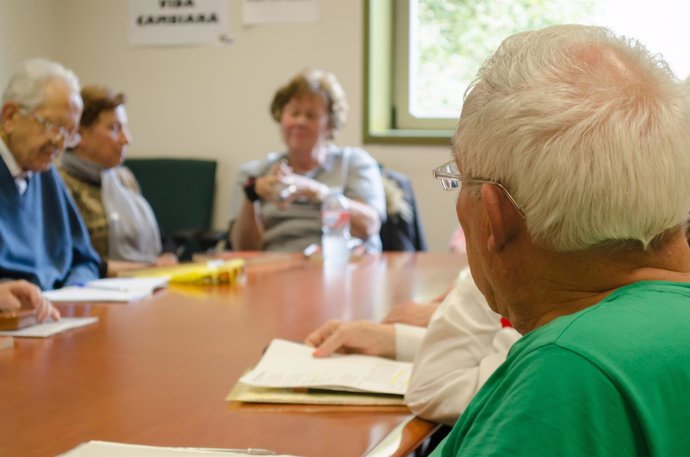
[365,0,690,145]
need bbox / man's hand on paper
[382,301,440,327]
[305,319,395,358]
[1,280,60,322]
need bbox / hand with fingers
[255,161,297,205]
[281,173,329,203]
[304,319,395,359]
[0,280,60,322]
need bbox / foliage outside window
[365,0,690,144]
[409,0,594,120]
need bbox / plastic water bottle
[321,188,351,265]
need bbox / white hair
[456,25,690,251]
[2,58,80,112]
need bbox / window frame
[393,0,459,131]
[363,0,454,145]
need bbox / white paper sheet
[86,277,169,292]
[43,277,168,302]
[0,317,98,338]
[58,440,291,456]
[240,339,412,396]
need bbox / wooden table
[0,252,467,457]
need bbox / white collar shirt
[0,136,33,195]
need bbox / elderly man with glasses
[428,24,690,457]
[0,58,101,291]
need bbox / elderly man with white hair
[0,58,101,290]
[429,24,690,456]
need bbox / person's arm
[60,182,102,286]
[154,253,178,266]
[345,197,381,240]
[383,288,449,327]
[230,199,264,250]
[342,149,386,244]
[0,280,59,322]
[228,167,268,251]
[229,162,292,250]
[383,302,441,327]
[405,268,521,425]
[394,323,426,361]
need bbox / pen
[74,283,131,292]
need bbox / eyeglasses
[21,110,81,148]
[432,160,525,218]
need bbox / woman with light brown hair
[228,69,385,252]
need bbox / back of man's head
[2,58,80,115]
[456,24,690,252]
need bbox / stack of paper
[58,441,291,456]
[226,381,407,407]
[239,339,412,396]
[43,277,169,303]
[0,317,98,338]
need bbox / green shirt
[432,281,690,457]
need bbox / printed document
[240,339,412,396]
[43,277,168,302]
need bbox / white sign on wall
[242,0,318,25]
[128,0,230,46]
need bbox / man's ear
[481,183,521,253]
[1,103,18,133]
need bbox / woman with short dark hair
[59,85,177,274]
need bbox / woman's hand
[255,161,293,203]
[255,161,328,206]
[282,174,328,203]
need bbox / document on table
[0,317,98,337]
[43,277,169,302]
[57,440,292,456]
[239,339,412,396]
[226,379,406,407]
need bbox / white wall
[0,0,59,88]
[0,0,459,252]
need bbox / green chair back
[124,157,217,259]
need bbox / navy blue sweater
[0,160,101,290]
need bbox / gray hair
[456,25,690,251]
[2,58,80,112]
